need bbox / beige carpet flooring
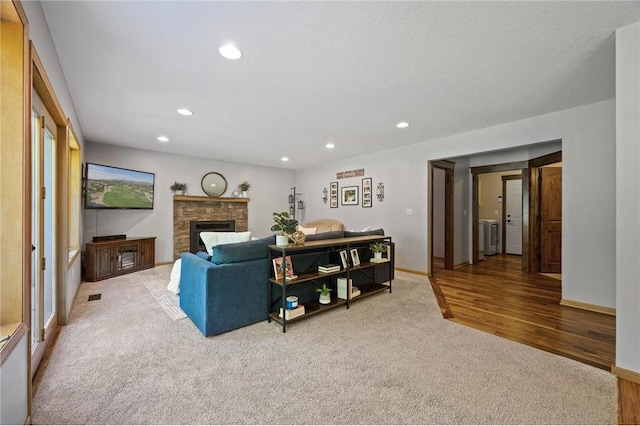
[32,266,616,424]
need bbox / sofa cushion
[344,228,385,237]
[304,219,344,233]
[297,225,317,235]
[196,251,211,260]
[211,235,275,265]
[304,230,346,241]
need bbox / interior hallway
[430,254,615,370]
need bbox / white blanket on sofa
[167,231,252,294]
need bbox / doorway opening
[429,160,454,274]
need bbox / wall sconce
[322,188,328,203]
[289,187,303,219]
[376,182,384,202]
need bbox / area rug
[139,268,187,320]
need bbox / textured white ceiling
[41,1,639,169]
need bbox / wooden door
[95,245,114,279]
[540,167,562,273]
[140,238,155,268]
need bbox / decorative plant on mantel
[170,181,187,194]
[238,181,251,192]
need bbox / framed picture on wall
[362,177,372,207]
[341,186,359,206]
[330,182,338,208]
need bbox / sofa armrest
[179,253,269,336]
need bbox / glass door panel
[30,112,57,377]
[43,128,56,325]
[31,111,40,349]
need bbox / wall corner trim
[613,365,640,384]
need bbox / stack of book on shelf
[337,277,361,299]
[369,257,389,263]
[318,264,341,273]
[279,305,305,320]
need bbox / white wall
[0,333,28,425]
[299,100,616,309]
[22,1,84,147]
[452,157,470,266]
[83,143,296,263]
[615,22,640,373]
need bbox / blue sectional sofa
[179,230,394,337]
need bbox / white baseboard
[560,298,615,316]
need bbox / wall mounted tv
[84,163,155,210]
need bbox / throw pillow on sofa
[200,231,251,256]
[297,225,317,235]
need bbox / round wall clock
[201,172,227,197]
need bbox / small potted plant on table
[316,284,332,305]
[271,212,298,246]
[369,241,385,260]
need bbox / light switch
[494,210,499,216]
[406,209,413,216]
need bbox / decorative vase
[319,294,331,305]
[276,234,289,246]
[290,230,306,246]
[242,191,248,197]
[374,252,382,260]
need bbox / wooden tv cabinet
[85,237,156,282]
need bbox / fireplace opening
[190,220,236,253]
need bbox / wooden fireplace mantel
[173,195,250,203]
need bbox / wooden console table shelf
[268,235,393,332]
[85,237,156,282]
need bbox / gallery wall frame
[341,185,359,206]
[362,177,372,207]
[330,182,338,208]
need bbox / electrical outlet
[406,209,413,216]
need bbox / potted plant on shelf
[316,284,332,305]
[369,242,385,260]
[238,181,250,197]
[170,181,187,195]
[270,212,298,246]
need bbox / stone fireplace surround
[173,195,249,260]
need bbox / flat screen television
[84,163,155,209]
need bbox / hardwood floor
[430,254,615,370]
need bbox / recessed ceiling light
[325,143,335,149]
[157,136,169,142]
[396,121,410,129]
[219,44,242,60]
[177,108,193,116]
[281,157,289,162]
